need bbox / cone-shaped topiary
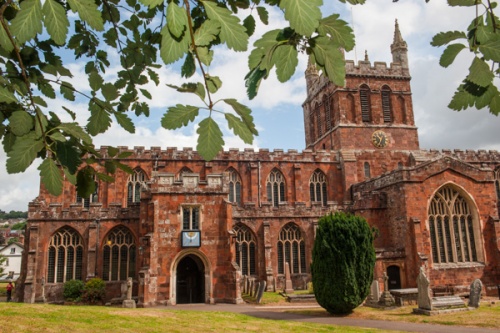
[311,212,376,314]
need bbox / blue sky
[1,0,499,212]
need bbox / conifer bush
[311,212,376,314]
[63,280,84,302]
[82,278,106,304]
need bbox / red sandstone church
[18,22,500,305]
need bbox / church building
[18,21,500,305]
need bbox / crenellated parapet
[345,60,410,79]
[231,200,346,218]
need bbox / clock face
[371,130,389,148]
[181,231,201,248]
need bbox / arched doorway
[176,255,205,304]
[387,265,401,290]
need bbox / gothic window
[364,162,371,179]
[182,206,200,230]
[234,224,256,276]
[277,223,306,275]
[309,170,328,206]
[102,226,136,281]
[428,185,481,264]
[228,168,242,205]
[266,169,286,207]
[323,95,332,131]
[359,84,372,123]
[315,103,323,137]
[47,227,83,283]
[76,181,98,208]
[127,169,147,206]
[381,85,393,123]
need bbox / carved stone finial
[364,50,369,62]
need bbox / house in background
[0,242,24,281]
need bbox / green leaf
[203,1,248,51]
[55,141,80,174]
[0,87,17,103]
[225,113,254,144]
[89,71,104,91]
[195,83,206,101]
[223,99,258,135]
[140,89,152,100]
[431,31,467,47]
[60,81,76,101]
[181,52,196,78]
[478,34,500,62]
[114,112,135,133]
[206,75,222,94]
[87,103,112,136]
[475,84,498,109]
[102,83,119,101]
[489,93,500,115]
[10,0,43,44]
[167,2,187,38]
[448,0,477,6]
[256,6,269,25]
[42,0,69,45]
[67,0,104,31]
[9,111,34,136]
[161,105,200,129]
[194,20,220,46]
[96,172,114,183]
[2,132,16,153]
[245,67,266,99]
[279,0,322,37]
[160,25,189,65]
[76,166,96,198]
[312,36,346,86]
[62,107,77,121]
[63,167,77,185]
[38,158,63,196]
[138,0,164,8]
[196,117,224,161]
[448,87,475,111]
[467,57,494,87]
[243,15,256,37]
[439,43,466,67]
[35,108,48,138]
[58,123,92,144]
[317,14,355,51]
[272,45,298,82]
[0,22,15,52]
[6,132,44,173]
[197,47,214,66]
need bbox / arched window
[277,223,306,274]
[364,162,371,179]
[234,224,256,276]
[309,170,327,206]
[428,185,480,264]
[47,227,83,283]
[315,103,323,137]
[102,226,136,281]
[266,169,286,207]
[127,169,147,206]
[381,85,393,123]
[228,168,242,205]
[359,84,372,123]
[323,95,332,131]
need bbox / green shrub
[311,212,376,315]
[63,280,85,301]
[82,278,106,304]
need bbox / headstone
[121,280,128,298]
[416,267,432,310]
[378,272,395,307]
[249,279,254,296]
[468,279,482,308]
[370,280,380,303]
[242,275,247,294]
[283,262,294,294]
[122,277,136,308]
[253,281,260,297]
[256,281,267,303]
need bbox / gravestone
[242,275,248,294]
[378,272,395,307]
[369,280,380,303]
[256,281,267,304]
[468,279,482,308]
[416,267,432,310]
[283,262,294,294]
[122,277,136,308]
[249,279,254,297]
[253,281,260,297]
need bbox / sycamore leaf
[161,104,199,129]
[6,132,44,173]
[194,20,220,46]
[0,86,18,103]
[9,111,34,136]
[257,6,269,25]
[167,2,187,38]
[206,75,222,94]
[42,0,69,45]
[38,158,63,196]
[10,0,43,44]
[114,112,135,133]
[67,0,104,31]
[160,25,190,65]
[87,103,112,136]
[439,43,466,67]
[203,1,248,51]
[431,31,467,47]
[312,36,345,86]
[223,99,258,135]
[272,45,298,82]
[225,114,254,144]
[279,0,322,37]
[58,123,92,144]
[55,141,80,174]
[196,117,224,161]
[317,14,355,51]
[467,57,494,87]
[478,34,500,62]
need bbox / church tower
[303,20,419,151]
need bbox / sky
[0,0,499,212]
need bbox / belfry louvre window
[324,95,332,131]
[183,206,200,230]
[266,169,286,207]
[381,86,393,122]
[127,169,147,206]
[47,227,83,283]
[316,103,323,137]
[102,226,136,281]
[359,85,372,122]
[234,224,256,276]
[428,185,479,264]
[277,223,306,275]
[228,169,242,205]
[309,170,328,206]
